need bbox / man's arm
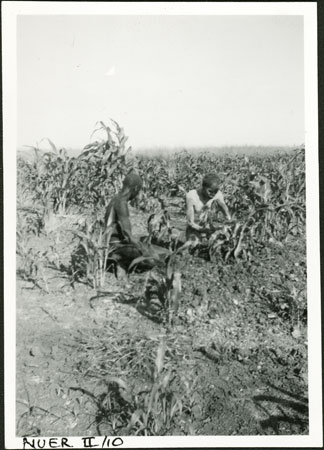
[186,193,202,231]
[215,192,232,220]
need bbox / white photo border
[3,1,321,448]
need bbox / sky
[17,15,304,150]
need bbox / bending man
[186,173,231,241]
[105,171,168,272]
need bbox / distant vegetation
[18,144,300,160]
[134,145,299,158]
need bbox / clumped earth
[16,207,308,437]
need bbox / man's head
[122,171,143,200]
[202,173,222,199]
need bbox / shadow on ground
[253,382,308,433]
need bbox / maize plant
[70,219,115,289]
[145,206,177,250]
[207,203,304,263]
[17,120,134,214]
[208,221,248,262]
[70,339,186,436]
[129,251,182,325]
[17,147,53,214]
[76,120,133,209]
[16,229,49,292]
[136,158,176,212]
[17,206,45,237]
[126,338,183,435]
[16,231,39,280]
[18,120,305,264]
[137,158,171,198]
[200,149,305,262]
[40,145,80,215]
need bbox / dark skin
[197,183,220,203]
[187,181,231,235]
[105,179,166,271]
[105,182,142,246]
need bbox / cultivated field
[16,121,308,436]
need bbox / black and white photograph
[3,1,322,448]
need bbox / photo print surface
[3,2,321,449]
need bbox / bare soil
[16,209,308,436]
